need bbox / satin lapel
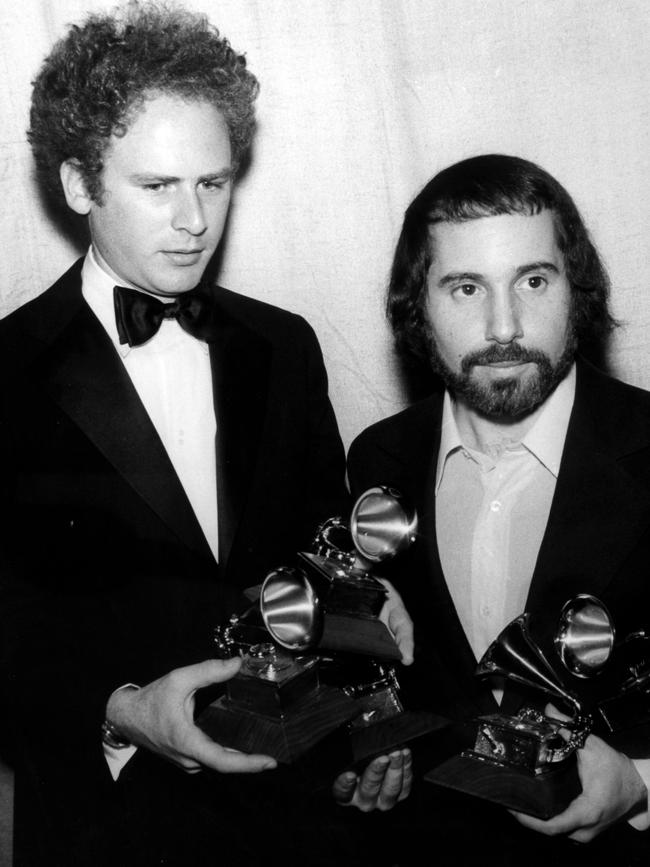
[208,299,271,568]
[34,302,212,559]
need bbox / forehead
[428,210,563,275]
[103,93,231,173]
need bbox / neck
[453,398,546,453]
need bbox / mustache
[460,343,550,374]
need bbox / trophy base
[424,752,581,819]
[196,685,358,764]
[349,710,450,765]
[320,613,402,660]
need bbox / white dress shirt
[81,248,219,779]
[82,248,219,561]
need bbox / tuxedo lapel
[208,293,271,568]
[23,268,212,560]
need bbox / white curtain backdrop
[1,0,648,448]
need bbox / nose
[171,188,207,235]
[485,290,523,344]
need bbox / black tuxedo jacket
[348,361,650,864]
[0,260,349,863]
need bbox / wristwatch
[101,718,131,749]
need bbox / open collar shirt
[435,364,577,666]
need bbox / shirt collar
[435,363,576,492]
[521,363,576,476]
[81,246,131,357]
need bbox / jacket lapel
[23,265,213,560]
[208,292,271,568]
[526,361,650,616]
[376,395,498,715]
[499,361,650,714]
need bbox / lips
[163,250,204,265]
[482,360,528,368]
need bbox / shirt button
[481,605,490,617]
[490,500,501,512]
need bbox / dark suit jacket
[0,259,349,864]
[348,360,650,865]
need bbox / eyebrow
[129,168,233,184]
[437,261,560,288]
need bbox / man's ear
[59,159,93,215]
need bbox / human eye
[140,180,169,193]
[452,282,482,299]
[518,274,548,292]
[199,177,229,192]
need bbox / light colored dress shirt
[81,248,219,779]
[436,365,576,667]
[435,364,650,828]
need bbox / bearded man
[348,154,650,864]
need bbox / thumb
[181,657,243,691]
[544,702,571,723]
[332,771,357,804]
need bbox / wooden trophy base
[320,613,402,660]
[197,685,358,764]
[349,710,449,765]
[424,752,581,819]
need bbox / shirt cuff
[628,759,650,831]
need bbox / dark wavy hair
[28,1,259,209]
[388,154,617,365]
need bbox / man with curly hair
[0,3,412,864]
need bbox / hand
[106,658,277,775]
[511,705,647,842]
[377,578,414,665]
[331,748,413,812]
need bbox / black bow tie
[113,284,216,347]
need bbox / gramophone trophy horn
[350,486,417,563]
[555,594,615,678]
[260,485,417,660]
[426,595,614,819]
[260,566,323,652]
[257,485,445,764]
[476,613,581,715]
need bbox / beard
[428,335,576,419]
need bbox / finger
[173,657,243,695]
[376,751,407,810]
[398,748,413,802]
[510,795,588,837]
[377,579,414,666]
[332,771,358,805]
[356,755,391,805]
[191,729,277,774]
[391,616,414,666]
[186,656,242,689]
[544,702,570,723]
